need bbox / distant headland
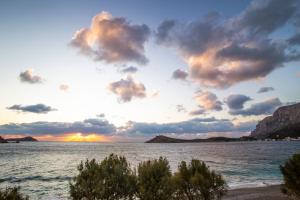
[0,136,38,143]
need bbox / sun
[63,133,111,142]
[35,133,112,142]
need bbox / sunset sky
[0,0,300,142]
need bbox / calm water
[0,141,300,199]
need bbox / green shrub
[70,155,228,200]
[70,154,137,200]
[0,187,29,200]
[137,157,174,200]
[173,160,227,200]
[280,153,300,199]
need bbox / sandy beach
[224,185,287,200]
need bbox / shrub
[0,187,29,200]
[137,157,174,200]
[70,154,137,200]
[173,160,227,200]
[280,153,300,199]
[70,155,228,200]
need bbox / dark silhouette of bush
[137,157,174,200]
[280,153,300,199]
[173,160,227,200]
[70,154,137,200]
[0,187,29,200]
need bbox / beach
[224,185,287,200]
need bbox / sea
[0,141,300,199]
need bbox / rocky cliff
[251,102,300,139]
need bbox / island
[0,136,38,143]
[146,135,256,143]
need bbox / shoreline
[224,185,287,200]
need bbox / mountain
[251,102,300,139]
[5,136,38,142]
[145,135,253,143]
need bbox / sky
[0,0,300,142]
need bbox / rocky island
[0,136,38,143]
[146,135,255,143]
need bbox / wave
[0,175,71,183]
[228,180,282,189]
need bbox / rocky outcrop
[251,103,300,139]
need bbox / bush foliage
[70,154,137,200]
[280,153,300,199]
[0,187,29,200]
[137,157,174,200]
[70,154,228,200]
[173,160,228,200]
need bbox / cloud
[230,97,282,116]
[189,108,206,116]
[257,86,274,93]
[0,117,255,139]
[193,117,230,122]
[176,104,186,113]
[288,14,300,46]
[19,69,43,84]
[121,117,256,136]
[172,69,188,80]
[149,90,159,98]
[234,0,297,35]
[156,0,300,88]
[71,11,150,64]
[119,66,138,74]
[97,113,105,118]
[0,118,115,135]
[108,76,146,102]
[225,94,252,110]
[288,33,300,45]
[59,84,69,92]
[194,90,222,111]
[7,104,56,114]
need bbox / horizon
[1,0,300,142]
[0,132,257,143]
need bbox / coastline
[224,185,287,200]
